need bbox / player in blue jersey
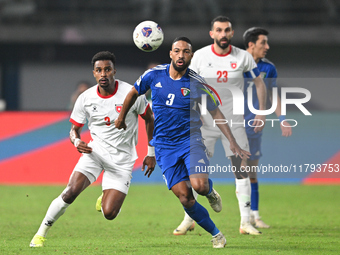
[242,27,292,228]
[174,16,266,236]
[115,37,250,248]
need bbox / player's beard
[216,37,231,50]
[172,59,191,72]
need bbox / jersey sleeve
[134,69,153,95]
[132,94,150,116]
[69,94,86,127]
[243,51,260,79]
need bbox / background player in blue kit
[242,27,292,228]
[115,37,250,248]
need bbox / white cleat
[173,221,195,235]
[255,218,270,228]
[239,222,262,235]
[206,188,222,212]
[211,232,226,248]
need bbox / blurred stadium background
[0,0,339,184]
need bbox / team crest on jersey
[260,72,267,79]
[115,104,123,113]
[230,61,237,69]
[181,87,190,96]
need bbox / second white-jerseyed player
[190,44,258,157]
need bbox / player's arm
[140,106,156,177]
[270,93,292,137]
[69,124,92,154]
[252,76,267,133]
[209,107,250,159]
[115,86,139,130]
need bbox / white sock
[183,211,194,222]
[235,177,251,224]
[252,210,260,220]
[36,195,70,237]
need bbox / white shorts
[201,124,249,157]
[73,140,134,194]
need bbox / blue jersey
[134,64,218,146]
[244,58,278,138]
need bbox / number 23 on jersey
[217,70,228,83]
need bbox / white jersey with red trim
[70,79,149,163]
[190,44,258,126]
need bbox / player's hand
[280,120,292,137]
[142,156,156,177]
[114,118,127,130]
[253,115,266,133]
[229,140,250,159]
[76,141,92,154]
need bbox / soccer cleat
[29,234,46,247]
[239,222,262,235]
[206,188,222,212]
[255,219,270,228]
[211,232,226,248]
[173,221,195,235]
[96,193,103,212]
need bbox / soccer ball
[133,21,164,52]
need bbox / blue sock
[251,182,259,211]
[184,201,219,236]
[208,178,213,194]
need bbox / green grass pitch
[1,184,339,254]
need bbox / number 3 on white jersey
[166,93,175,105]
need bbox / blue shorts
[248,136,262,161]
[155,140,210,189]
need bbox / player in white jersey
[173,16,267,236]
[30,51,155,248]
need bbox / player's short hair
[91,51,116,68]
[172,37,193,50]
[211,16,232,30]
[243,27,269,49]
[172,36,192,46]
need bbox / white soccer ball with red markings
[133,21,164,52]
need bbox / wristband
[74,138,81,147]
[279,115,286,123]
[147,146,155,157]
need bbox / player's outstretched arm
[140,106,156,177]
[115,87,139,130]
[69,124,92,154]
[208,107,250,159]
[253,76,267,133]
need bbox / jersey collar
[211,44,232,57]
[166,63,189,80]
[96,80,119,98]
